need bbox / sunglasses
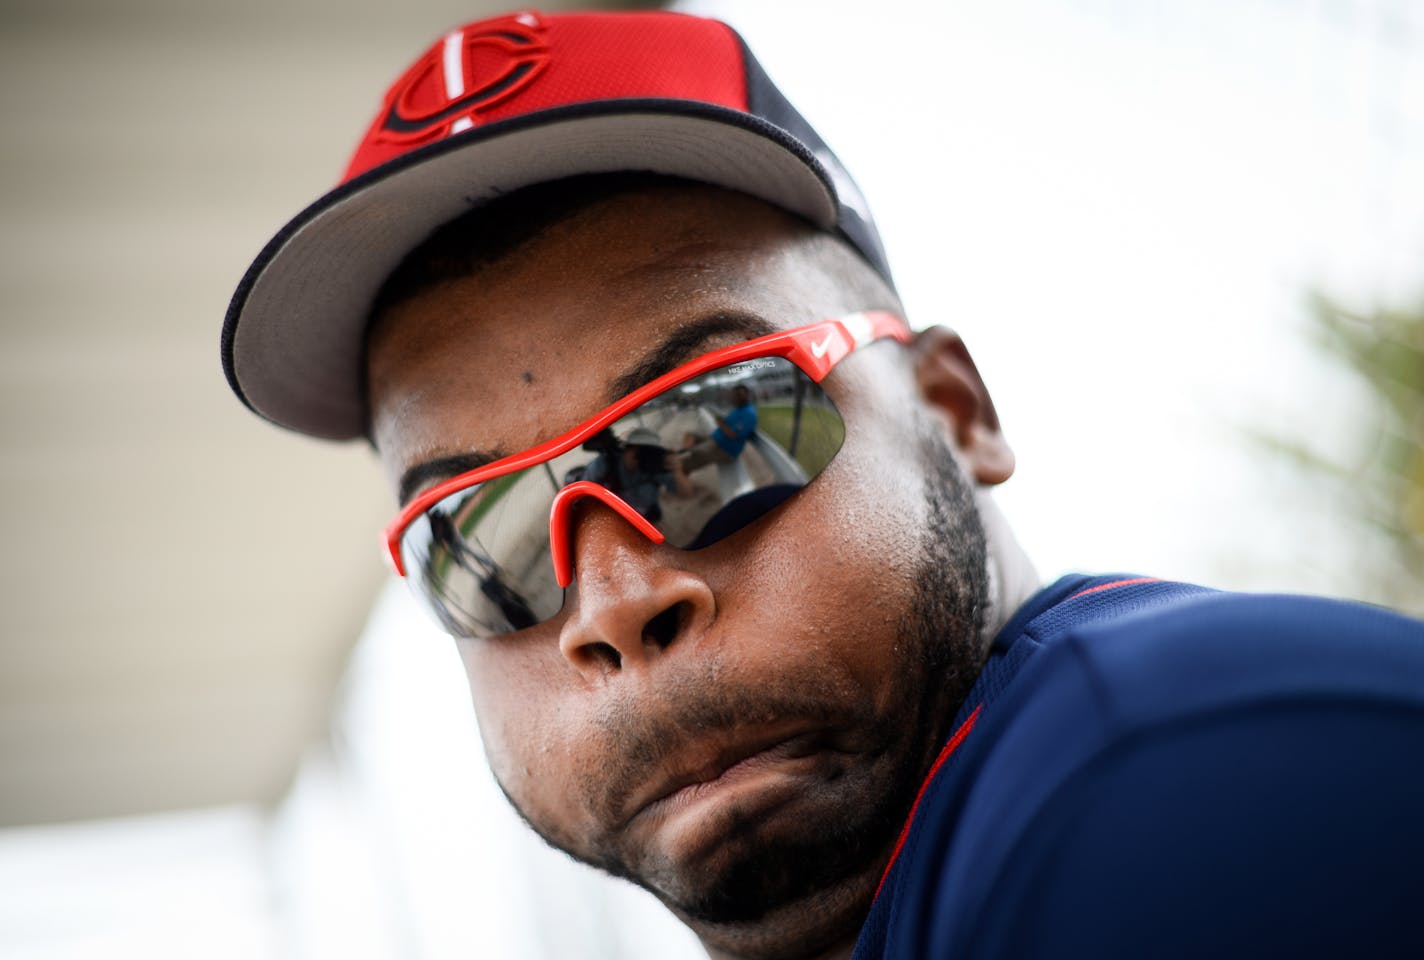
[385,310,911,638]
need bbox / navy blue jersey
[855,575,1424,959]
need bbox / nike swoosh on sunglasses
[385,310,911,638]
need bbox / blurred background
[1,0,1420,956]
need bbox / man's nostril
[642,601,687,649]
[586,641,622,671]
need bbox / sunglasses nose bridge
[548,481,665,588]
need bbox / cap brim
[222,99,839,441]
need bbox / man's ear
[913,326,1015,486]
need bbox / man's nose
[552,489,715,679]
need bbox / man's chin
[666,855,882,960]
[616,745,920,926]
[654,819,890,927]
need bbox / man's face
[366,186,988,952]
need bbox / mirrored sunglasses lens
[403,357,845,637]
[603,357,845,549]
[400,457,575,638]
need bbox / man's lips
[627,729,829,824]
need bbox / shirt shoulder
[867,579,1424,959]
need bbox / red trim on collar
[1068,577,1160,601]
[875,704,982,898]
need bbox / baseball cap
[222,9,893,441]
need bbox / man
[681,383,758,473]
[222,11,1424,959]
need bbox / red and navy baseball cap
[222,10,893,440]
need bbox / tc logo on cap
[377,11,550,143]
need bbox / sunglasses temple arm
[548,481,666,588]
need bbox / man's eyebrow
[398,449,505,507]
[606,312,777,403]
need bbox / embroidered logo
[377,12,550,143]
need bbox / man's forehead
[365,185,888,493]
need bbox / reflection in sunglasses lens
[402,358,845,638]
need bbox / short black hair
[369,172,703,319]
